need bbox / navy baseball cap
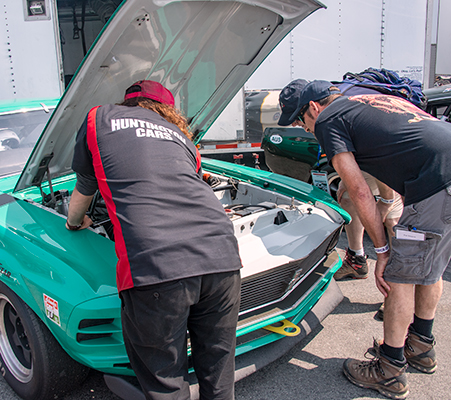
[297,80,341,111]
[278,79,309,126]
[124,80,175,107]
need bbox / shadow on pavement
[331,295,382,315]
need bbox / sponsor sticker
[269,134,283,144]
[311,170,331,195]
[44,294,61,326]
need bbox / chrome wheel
[0,282,89,400]
[0,294,33,383]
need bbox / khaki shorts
[341,172,403,219]
[384,185,451,285]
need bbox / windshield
[0,106,54,178]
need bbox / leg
[342,281,412,399]
[334,173,381,280]
[342,172,381,252]
[383,192,403,248]
[121,279,200,400]
[383,282,415,348]
[188,271,241,400]
[341,195,365,250]
[414,278,443,319]
[343,187,451,397]
[401,279,444,374]
[335,194,369,279]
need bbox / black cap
[277,79,309,126]
[297,80,341,111]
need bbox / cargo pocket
[388,226,442,280]
[442,185,451,224]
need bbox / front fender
[0,194,118,353]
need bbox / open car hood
[14,0,324,192]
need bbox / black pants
[120,270,241,400]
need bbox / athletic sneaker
[405,326,437,374]
[343,340,409,399]
[334,248,369,280]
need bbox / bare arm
[331,152,391,296]
[66,187,94,230]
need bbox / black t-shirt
[72,104,241,291]
[315,95,451,206]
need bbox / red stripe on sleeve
[195,147,202,173]
[85,106,134,291]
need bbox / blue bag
[335,67,427,108]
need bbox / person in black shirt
[285,80,451,399]
[66,80,242,400]
[278,80,402,281]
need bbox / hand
[374,251,391,297]
[66,215,93,231]
[79,215,93,229]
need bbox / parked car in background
[423,84,451,122]
[0,1,350,399]
[261,126,341,199]
[0,99,58,177]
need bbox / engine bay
[35,171,332,246]
[26,169,343,279]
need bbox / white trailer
[245,0,451,90]
[1,0,63,101]
[200,0,450,162]
[2,0,449,164]
[1,0,114,102]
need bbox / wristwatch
[66,221,82,231]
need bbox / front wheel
[317,166,341,201]
[0,282,89,400]
[327,170,341,201]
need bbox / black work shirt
[315,95,451,206]
[72,104,241,291]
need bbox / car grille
[74,227,342,347]
[239,226,341,314]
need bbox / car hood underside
[14,0,324,192]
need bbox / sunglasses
[297,104,309,124]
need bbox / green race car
[423,83,451,122]
[0,1,350,399]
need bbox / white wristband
[379,197,394,204]
[374,243,390,254]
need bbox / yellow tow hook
[262,319,301,336]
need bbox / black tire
[327,170,341,201]
[0,282,89,400]
[318,166,341,201]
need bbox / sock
[349,248,365,256]
[412,315,434,339]
[381,342,405,362]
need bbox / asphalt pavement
[1,232,450,400]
